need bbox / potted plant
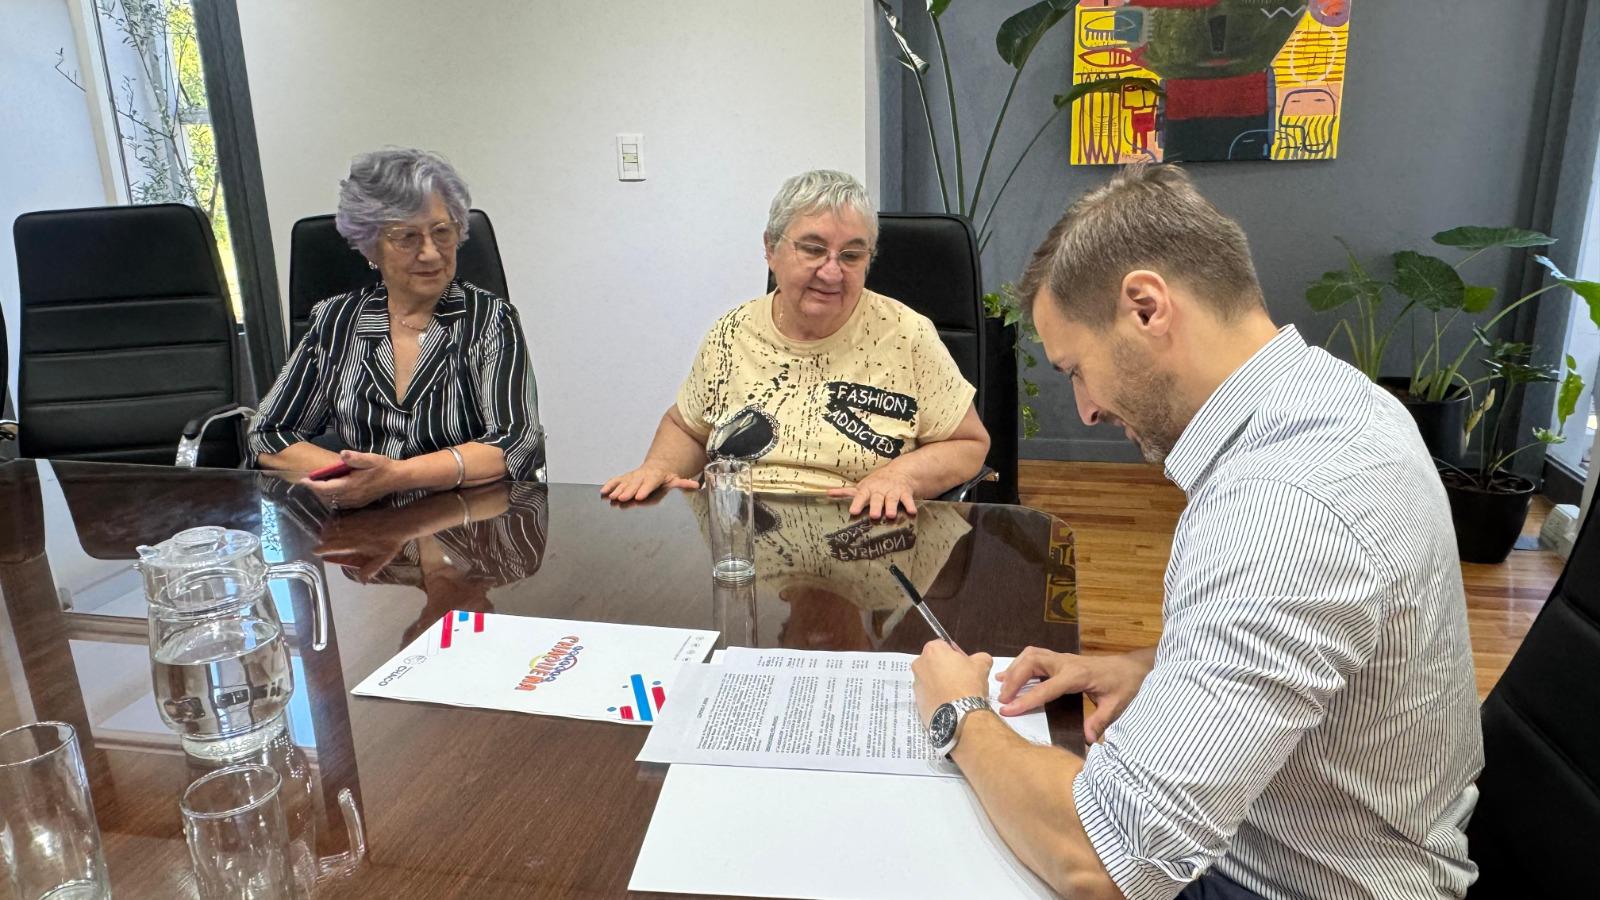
[877,0,1158,437]
[1306,227,1559,464]
[1442,334,1586,563]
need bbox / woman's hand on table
[600,464,699,503]
[301,450,403,511]
[828,467,919,520]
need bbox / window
[63,0,240,314]
[1547,143,1600,478]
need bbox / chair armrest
[0,419,16,442]
[936,466,997,503]
[175,404,256,467]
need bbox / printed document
[637,648,1051,776]
[351,611,716,725]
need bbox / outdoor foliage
[55,1,232,274]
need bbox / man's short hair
[1018,164,1264,328]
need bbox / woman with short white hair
[602,169,989,519]
[251,148,543,509]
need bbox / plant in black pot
[1306,227,1560,466]
[1441,333,1586,564]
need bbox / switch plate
[617,133,645,181]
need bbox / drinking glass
[710,575,758,649]
[180,764,296,899]
[0,721,111,900]
[704,460,755,582]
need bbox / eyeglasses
[381,221,460,254]
[781,235,873,271]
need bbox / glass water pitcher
[138,527,328,760]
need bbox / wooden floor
[1018,460,1566,699]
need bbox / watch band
[951,696,990,715]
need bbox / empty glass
[0,721,111,900]
[704,460,755,582]
[180,764,296,899]
[182,722,367,896]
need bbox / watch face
[929,704,958,747]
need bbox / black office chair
[287,208,509,348]
[1466,504,1599,897]
[766,213,1019,503]
[1,300,16,446]
[12,204,252,467]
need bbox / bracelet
[446,446,465,490]
[456,492,471,530]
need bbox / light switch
[617,133,646,181]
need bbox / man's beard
[1109,336,1181,464]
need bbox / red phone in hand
[308,461,353,481]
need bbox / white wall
[238,0,876,484]
[0,0,111,414]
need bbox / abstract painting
[1070,0,1352,164]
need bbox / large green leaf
[1535,255,1600,330]
[927,0,953,17]
[1461,284,1496,313]
[1556,355,1585,424]
[1393,251,1465,311]
[1432,226,1555,251]
[875,0,928,75]
[996,0,1076,70]
[1306,267,1379,312]
[1055,76,1162,109]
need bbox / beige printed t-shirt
[676,290,976,493]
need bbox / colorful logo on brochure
[608,674,666,722]
[513,635,585,692]
[437,610,485,650]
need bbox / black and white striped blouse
[249,279,544,481]
[1073,326,1482,900]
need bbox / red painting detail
[1163,72,1270,120]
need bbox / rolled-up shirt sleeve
[1072,478,1387,900]
[472,302,544,481]
[248,303,333,459]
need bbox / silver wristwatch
[929,695,990,758]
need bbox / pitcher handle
[337,787,367,865]
[266,561,330,651]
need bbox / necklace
[389,303,431,333]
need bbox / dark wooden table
[0,458,1080,898]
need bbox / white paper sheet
[350,612,716,725]
[637,649,1050,776]
[628,764,1057,899]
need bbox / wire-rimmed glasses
[780,234,872,271]
[381,221,460,255]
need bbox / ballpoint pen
[888,563,963,653]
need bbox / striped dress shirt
[249,280,545,481]
[1073,326,1483,900]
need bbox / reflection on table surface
[0,458,1078,897]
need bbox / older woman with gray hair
[251,148,543,509]
[602,169,989,519]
